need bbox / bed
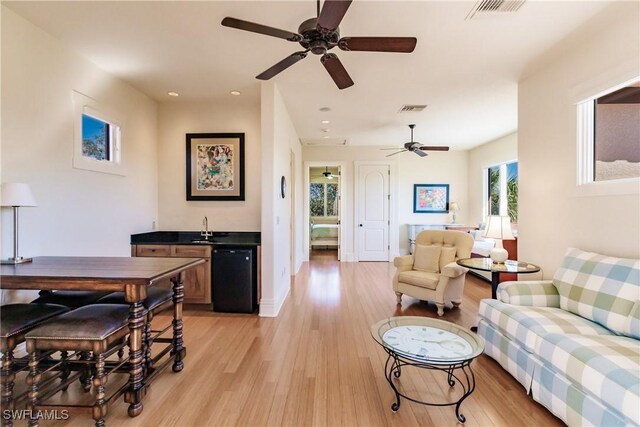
[310,219,339,248]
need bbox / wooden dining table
[0,256,205,417]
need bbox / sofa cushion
[624,300,640,339]
[553,248,640,335]
[537,333,640,425]
[478,299,614,353]
[413,244,441,273]
[397,270,439,290]
[439,246,457,272]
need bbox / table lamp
[483,215,514,264]
[449,202,459,224]
[1,183,37,264]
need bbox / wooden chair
[0,304,69,427]
[25,304,130,427]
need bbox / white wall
[1,7,159,302]
[302,146,468,256]
[156,99,261,231]
[467,132,517,227]
[518,1,640,276]
[260,82,303,317]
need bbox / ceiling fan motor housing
[298,18,340,54]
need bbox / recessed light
[167,91,179,97]
[319,107,331,112]
[321,120,330,124]
[322,136,330,139]
[230,90,241,96]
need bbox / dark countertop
[131,231,260,246]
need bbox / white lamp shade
[1,183,37,207]
[483,215,514,240]
[449,202,459,212]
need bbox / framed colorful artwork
[186,133,245,201]
[413,184,449,213]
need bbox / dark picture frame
[413,184,450,213]
[186,133,245,201]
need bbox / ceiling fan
[382,124,450,157]
[221,0,417,89]
[322,167,337,179]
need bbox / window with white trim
[486,161,518,223]
[310,182,338,217]
[577,79,640,184]
[72,91,124,175]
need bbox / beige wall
[518,1,640,276]
[302,146,468,256]
[260,82,303,317]
[157,100,261,231]
[1,8,159,302]
[467,132,518,227]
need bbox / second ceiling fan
[382,125,450,157]
[222,0,417,89]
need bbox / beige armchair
[394,230,474,316]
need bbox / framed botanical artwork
[186,133,245,201]
[413,184,449,213]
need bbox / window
[72,91,124,175]
[310,182,338,217]
[486,161,518,222]
[577,78,640,185]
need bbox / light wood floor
[39,257,561,426]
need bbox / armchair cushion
[439,247,457,272]
[397,270,439,290]
[413,244,441,273]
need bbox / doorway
[305,163,343,262]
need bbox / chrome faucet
[201,216,213,239]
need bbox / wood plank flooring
[38,255,562,426]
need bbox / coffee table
[370,316,484,423]
[456,257,541,299]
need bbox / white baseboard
[258,280,291,317]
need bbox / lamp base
[1,257,33,265]
[490,247,508,264]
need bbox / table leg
[171,272,186,373]
[125,300,146,417]
[491,271,501,299]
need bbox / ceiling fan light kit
[384,124,450,157]
[221,0,417,90]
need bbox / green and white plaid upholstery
[625,300,640,339]
[532,360,631,427]
[536,333,640,425]
[478,319,537,391]
[553,248,640,335]
[497,280,560,307]
[478,299,613,353]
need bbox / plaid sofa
[477,248,640,426]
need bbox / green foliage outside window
[310,183,325,216]
[326,183,338,216]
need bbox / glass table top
[456,258,540,273]
[370,317,484,364]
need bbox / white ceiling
[4,1,611,149]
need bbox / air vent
[301,138,348,146]
[466,0,526,19]
[399,104,427,113]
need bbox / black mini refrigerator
[212,248,257,313]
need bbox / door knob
[359,224,363,227]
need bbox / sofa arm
[497,280,560,307]
[393,255,414,270]
[441,263,468,278]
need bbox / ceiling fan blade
[256,51,308,80]
[417,146,450,151]
[380,147,404,150]
[321,53,354,89]
[338,37,417,53]
[317,0,352,32]
[222,17,302,42]
[385,150,407,157]
[413,149,428,157]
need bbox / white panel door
[358,164,389,261]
